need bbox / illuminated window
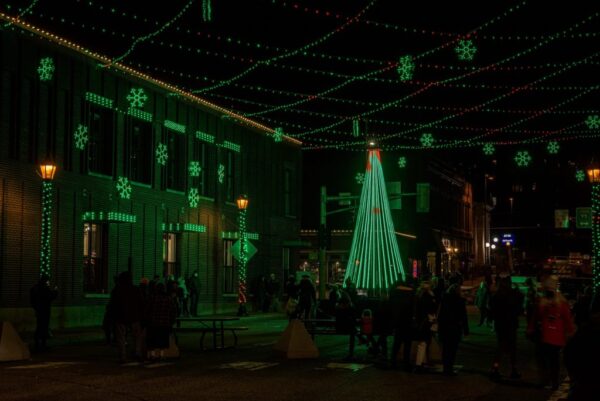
[163,233,180,277]
[83,223,108,293]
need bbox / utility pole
[318,186,327,299]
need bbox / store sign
[576,207,592,229]
[501,233,514,245]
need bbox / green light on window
[127,107,153,122]
[188,188,200,208]
[196,131,215,143]
[189,161,201,177]
[126,87,148,108]
[40,181,53,276]
[164,120,186,134]
[37,57,55,81]
[116,176,132,199]
[74,124,89,150]
[82,211,136,223]
[220,140,241,153]
[183,223,206,233]
[156,143,168,165]
[85,92,114,109]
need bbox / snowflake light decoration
[37,57,55,81]
[273,127,283,142]
[188,188,200,208]
[116,176,132,199]
[455,39,477,61]
[420,133,434,147]
[398,157,407,168]
[586,115,600,129]
[126,87,148,108]
[155,143,168,165]
[73,124,89,150]
[355,172,365,185]
[188,161,201,177]
[575,170,586,182]
[397,55,415,81]
[547,141,560,154]
[483,143,495,156]
[218,164,225,184]
[514,150,532,167]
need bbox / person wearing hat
[30,274,58,351]
[527,275,575,390]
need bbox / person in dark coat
[373,295,393,359]
[188,271,200,317]
[335,296,359,360]
[389,279,416,370]
[145,283,177,360]
[489,276,523,379]
[438,283,469,376]
[344,277,358,306]
[30,274,58,351]
[297,275,316,320]
[564,312,600,400]
[111,271,145,363]
[414,281,437,372]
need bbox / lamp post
[38,160,57,277]
[587,165,600,293]
[236,194,249,316]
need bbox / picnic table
[175,316,247,350]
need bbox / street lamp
[37,160,57,277]
[236,194,249,316]
[587,164,600,293]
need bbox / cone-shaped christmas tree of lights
[345,149,406,290]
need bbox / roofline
[0,13,302,146]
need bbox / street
[0,309,565,401]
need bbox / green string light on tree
[592,183,600,292]
[514,150,532,167]
[483,143,495,155]
[37,57,54,81]
[156,143,168,165]
[575,170,586,182]
[202,0,212,22]
[455,39,477,61]
[73,124,89,150]
[547,141,560,154]
[40,181,53,277]
[397,55,415,81]
[188,188,200,208]
[116,176,132,199]
[352,119,360,137]
[127,88,148,108]
[586,115,600,129]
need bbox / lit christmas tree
[345,149,406,291]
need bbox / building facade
[0,28,302,329]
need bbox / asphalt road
[0,309,565,401]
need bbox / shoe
[509,370,521,380]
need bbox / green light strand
[164,120,186,134]
[352,119,360,137]
[107,0,195,65]
[82,211,137,223]
[238,208,248,305]
[202,0,212,22]
[592,183,600,293]
[345,150,405,290]
[40,181,52,277]
[1,0,38,28]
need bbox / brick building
[0,27,302,329]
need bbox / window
[83,223,108,293]
[223,239,237,294]
[87,105,114,176]
[125,118,153,185]
[163,233,180,277]
[284,168,293,216]
[166,129,186,191]
[226,150,235,202]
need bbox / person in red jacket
[527,275,575,390]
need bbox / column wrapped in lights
[236,195,249,316]
[38,162,57,277]
[588,165,600,293]
[344,149,406,292]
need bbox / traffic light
[416,183,430,213]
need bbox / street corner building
[0,26,302,331]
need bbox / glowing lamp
[236,194,249,210]
[38,161,57,181]
[587,165,600,183]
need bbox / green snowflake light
[397,157,407,168]
[188,161,201,177]
[355,172,365,185]
[37,57,55,81]
[514,150,532,167]
[455,39,477,61]
[576,170,586,182]
[127,87,148,108]
[155,143,168,165]
[586,115,600,129]
[420,133,434,147]
[273,127,284,142]
[397,55,415,81]
[188,188,200,208]
[73,124,89,150]
[116,176,132,199]
[218,164,225,184]
[547,141,560,154]
[483,143,495,156]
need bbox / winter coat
[438,292,469,341]
[528,295,574,347]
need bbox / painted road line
[219,361,280,371]
[8,362,82,369]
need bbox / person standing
[297,274,316,320]
[145,283,177,361]
[527,275,575,390]
[413,281,437,372]
[475,279,492,327]
[30,274,58,352]
[389,279,415,371]
[188,271,200,317]
[438,283,469,376]
[111,271,145,364]
[344,277,358,306]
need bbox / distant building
[0,28,301,329]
